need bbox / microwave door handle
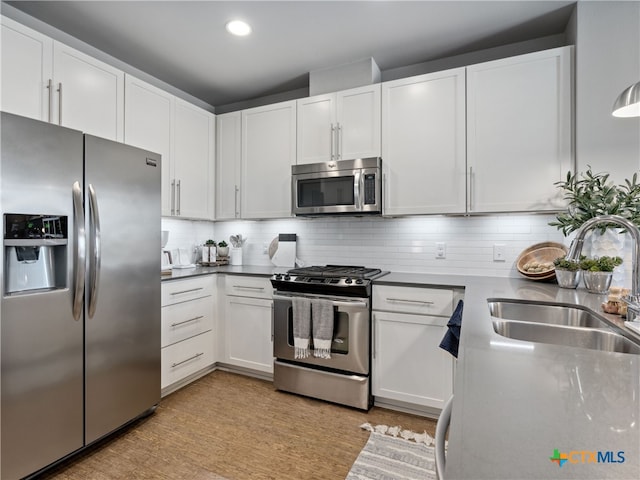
[354,170,362,211]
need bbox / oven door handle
[273,293,369,309]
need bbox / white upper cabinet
[296,84,380,164]
[52,42,124,141]
[241,100,296,219]
[124,75,173,215]
[1,16,124,141]
[173,99,215,220]
[297,93,334,164]
[215,111,242,220]
[124,75,214,220]
[466,46,573,213]
[382,68,467,216]
[1,16,52,121]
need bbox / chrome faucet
[565,214,640,327]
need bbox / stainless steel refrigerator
[1,112,161,479]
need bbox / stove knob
[275,274,283,280]
[284,275,291,281]
[355,279,364,284]
[345,278,353,284]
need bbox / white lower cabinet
[223,275,274,374]
[161,331,214,390]
[161,276,215,392]
[372,285,457,411]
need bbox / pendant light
[612,81,640,117]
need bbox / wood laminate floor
[37,370,436,480]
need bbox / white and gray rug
[346,423,439,480]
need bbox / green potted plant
[549,168,640,236]
[553,256,582,289]
[217,240,229,257]
[579,256,623,294]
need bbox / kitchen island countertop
[441,275,640,480]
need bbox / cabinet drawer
[225,275,272,299]
[162,295,214,347]
[161,330,214,389]
[162,275,215,306]
[373,285,454,317]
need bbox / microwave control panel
[363,174,376,205]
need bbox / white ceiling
[5,1,576,108]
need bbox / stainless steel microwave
[291,157,382,215]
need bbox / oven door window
[287,307,349,355]
[297,176,355,208]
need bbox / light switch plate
[493,244,506,262]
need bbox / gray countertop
[161,264,281,281]
[444,276,640,480]
[161,265,640,479]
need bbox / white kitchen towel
[292,297,311,359]
[312,299,334,359]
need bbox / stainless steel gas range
[271,265,388,410]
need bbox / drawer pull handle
[170,287,204,295]
[170,315,204,327]
[171,352,204,368]
[386,298,435,305]
[233,285,265,291]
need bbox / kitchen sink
[487,300,608,328]
[488,299,640,355]
[492,319,640,354]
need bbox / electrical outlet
[262,243,268,254]
[435,242,446,259]
[493,244,506,262]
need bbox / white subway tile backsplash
[162,213,632,278]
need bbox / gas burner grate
[287,265,382,279]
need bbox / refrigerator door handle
[88,184,102,318]
[72,181,86,321]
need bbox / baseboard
[215,362,274,382]
[161,364,217,397]
[373,397,442,419]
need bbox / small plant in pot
[579,256,623,294]
[553,256,583,289]
[217,240,229,257]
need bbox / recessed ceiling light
[226,20,252,36]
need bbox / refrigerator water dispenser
[4,214,68,294]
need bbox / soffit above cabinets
[6,1,575,108]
